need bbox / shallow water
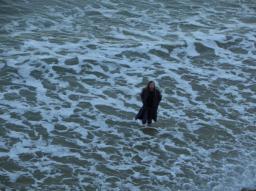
[0,0,256,190]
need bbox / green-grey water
[0,0,256,190]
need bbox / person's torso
[146,91,155,107]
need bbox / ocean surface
[0,0,256,190]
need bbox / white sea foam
[0,0,255,190]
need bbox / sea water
[0,0,256,190]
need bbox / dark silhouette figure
[135,81,162,126]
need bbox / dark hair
[146,81,155,90]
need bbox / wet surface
[0,0,256,190]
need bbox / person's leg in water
[147,107,153,126]
[142,109,148,126]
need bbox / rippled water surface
[0,0,256,190]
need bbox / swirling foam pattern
[0,0,256,190]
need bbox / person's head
[147,81,155,91]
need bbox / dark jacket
[135,88,162,122]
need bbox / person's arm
[141,88,147,106]
[158,89,162,104]
[140,89,144,101]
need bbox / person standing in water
[135,81,162,126]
